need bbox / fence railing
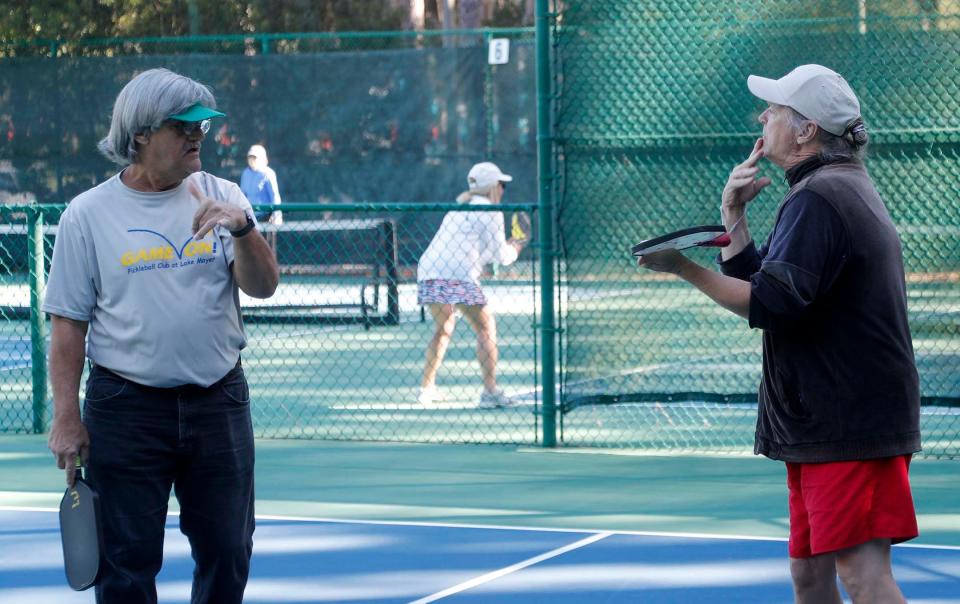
[1,28,536,57]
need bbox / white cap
[247,144,267,161]
[467,162,512,190]
[747,64,861,136]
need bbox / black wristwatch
[230,212,256,238]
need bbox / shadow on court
[0,512,959,603]
[0,436,957,602]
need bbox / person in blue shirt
[240,144,282,250]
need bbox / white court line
[252,514,790,543]
[5,507,960,551]
[408,531,614,603]
[0,506,779,541]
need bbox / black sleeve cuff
[716,240,761,281]
[748,276,776,330]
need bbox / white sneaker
[418,386,441,405]
[478,389,517,408]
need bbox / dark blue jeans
[83,363,255,604]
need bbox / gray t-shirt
[43,171,256,387]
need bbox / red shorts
[786,454,918,558]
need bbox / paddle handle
[73,457,83,483]
[698,233,732,248]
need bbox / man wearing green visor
[45,68,279,603]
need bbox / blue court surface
[1,509,958,603]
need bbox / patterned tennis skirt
[417,279,487,306]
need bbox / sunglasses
[166,119,211,137]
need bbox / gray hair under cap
[97,68,218,166]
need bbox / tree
[0,0,535,56]
[439,0,455,30]
[406,0,425,30]
[457,0,482,29]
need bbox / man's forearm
[48,316,91,482]
[49,317,87,421]
[232,231,280,298]
[677,259,752,319]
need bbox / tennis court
[1,4,959,602]
[1,436,958,603]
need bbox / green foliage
[485,0,526,28]
[0,0,413,55]
[242,0,407,35]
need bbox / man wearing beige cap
[637,65,920,603]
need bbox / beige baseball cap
[747,64,860,136]
[467,162,512,190]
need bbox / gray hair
[97,68,217,166]
[787,107,869,162]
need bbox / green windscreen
[554,2,960,448]
[0,33,537,267]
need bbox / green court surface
[2,435,958,548]
[563,277,960,402]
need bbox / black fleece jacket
[719,157,921,462]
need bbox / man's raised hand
[189,184,246,240]
[721,137,771,215]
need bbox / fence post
[28,208,48,433]
[536,0,557,447]
[383,219,400,325]
[484,30,494,157]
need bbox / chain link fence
[0,202,542,444]
[0,29,546,445]
[0,14,958,458]
[554,1,960,457]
